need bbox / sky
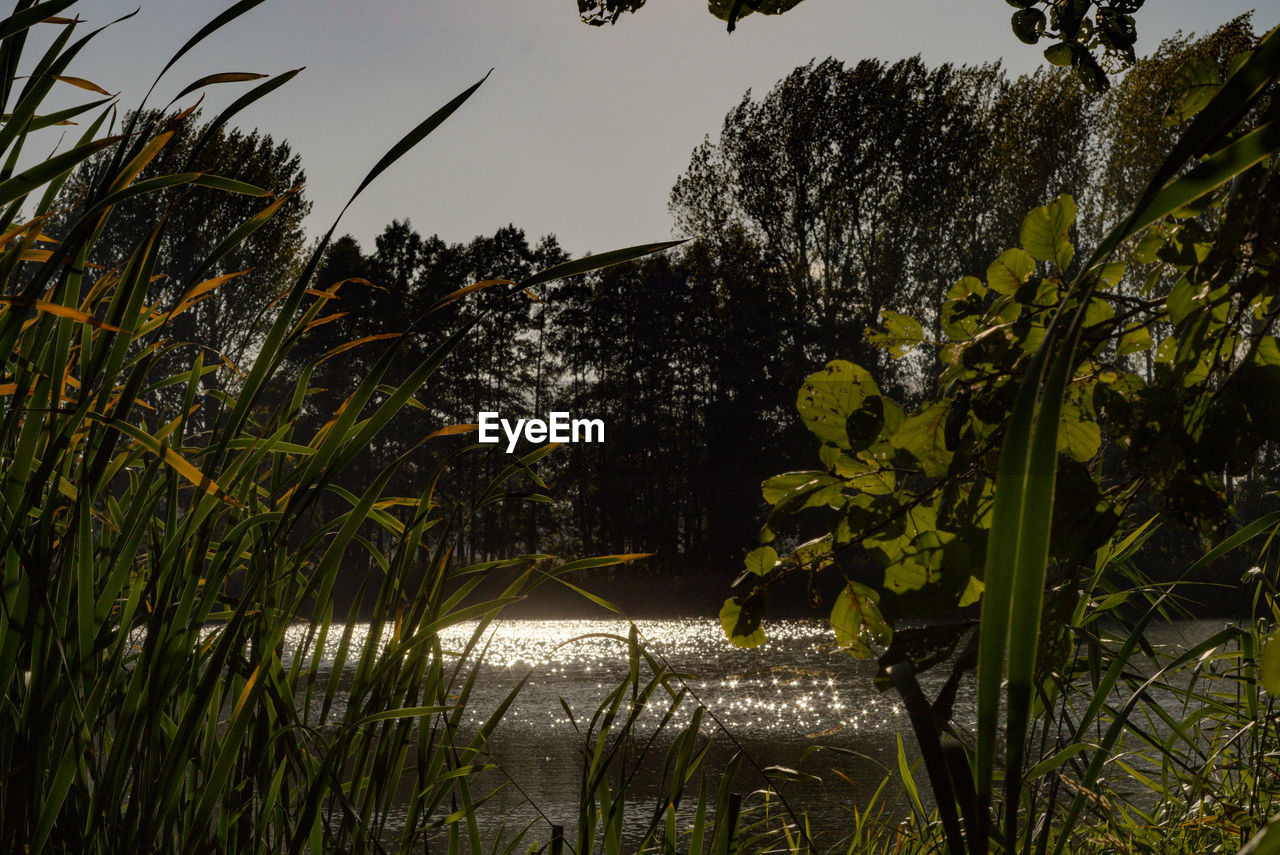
[50,0,1277,258]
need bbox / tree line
[63,16,1267,614]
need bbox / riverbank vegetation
[3,0,1280,853]
[0,3,665,851]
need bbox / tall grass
[0,4,672,853]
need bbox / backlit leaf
[889,401,953,477]
[744,546,777,576]
[987,248,1036,295]
[1165,57,1221,124]
[867,310,925,358]
[796,360,879,448]
[172,71,268,103]
[761,471,842,509]
[830,581,891,659]
[1116,324,1152,356]
[959,576,984,607]
[720,596,766,648]
[1058,414,1101,462]
[1020,194,1076,271]
[55,75,112,96]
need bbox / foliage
[725,15,1280,855]
[577,0,1146,90]
[544,627,798,854]
[1094,15,1259,231]
[53,108,312,373]
[267,28,1266,611]
[670,56,1092,395]
[278,221,570,574]
[0,4,672,853]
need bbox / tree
[59,110,311,375]
[1094,14,1258,230]
[282,221,570,565]
[722,20,1280,853]
[670,57,1092,398]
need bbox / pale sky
[55,1,1276,257]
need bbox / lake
[285,617,1223,851]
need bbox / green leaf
[1132,227,1166,264]
[1165,56,1221,124]
[761,471,842,509]
[975,298,1076,845]
[1057,412,1101,462]
[1044,43,1074,67]
[355,705,454,726]
[1258,337,1280,366]
[986,248,1036,295]
[1116,324,1152,357]
[959,576,984,607]
[796,360,879,448]
[833,452,895,495]
[1010,8,1045,44]
[947,275,986,300]
[1020,194,1076,271]
[744,546,777,577]
[884,559,933,594]
[720,596,766,648]
[845,394,891,450]
[867,309,925,358]
[1236,814,1280,855]
[889,401,953,477]
[830,581,891,658]
[792,534,834,572]
[0,135,119,207]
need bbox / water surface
[284,617,1223,850]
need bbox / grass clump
[0,4,669,852]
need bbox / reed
[0,3,671,852]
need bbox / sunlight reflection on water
[283,618,925,735]
[281,618,944,849]
[272,618,1221,849]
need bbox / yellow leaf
[318,333,400,362]
[0,220,57,249]
[426,423,479,440]
[232,662,263,719]
[92,415,241,508]
[182,72,268,91]
[303,312,347,332]
[433,278,514,310]
[169,269,251,318]
[0,296,122,331]
[55,75,113,96]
